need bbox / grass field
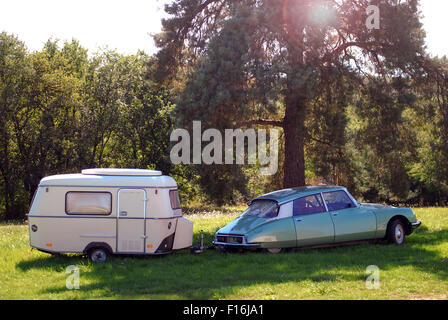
[0,207,447,300]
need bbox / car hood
[360,203,392,209]
[216,215,268,235]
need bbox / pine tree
[153,0,427,188]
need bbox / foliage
[0,33,195,220]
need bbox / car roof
[253,186,347,205]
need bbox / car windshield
[242,200,279,218]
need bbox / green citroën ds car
[213,186,421,253]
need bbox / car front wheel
[387,219,406,245]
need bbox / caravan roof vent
[81,168,162,176]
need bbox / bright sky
[420,0,448,57]
[0,0,169,55]
[0,0,447,57]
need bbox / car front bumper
[212,241,260,248]
[411,220,422,230]
[213,234,260,249]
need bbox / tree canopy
[0,33,189,220]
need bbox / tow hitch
[190,231,210,254]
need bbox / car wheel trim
[395,224,404,244]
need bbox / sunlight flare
[309,2,336,26]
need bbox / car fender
[246,217,297,248]
[374,207,416,237]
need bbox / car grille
[216,235,243,244]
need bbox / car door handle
[332,212,338,216]
[296,218,303,222]
[120,211,128,216]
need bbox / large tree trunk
[282,25,307,188]
[283,90,307,188]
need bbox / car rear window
[243,200,279,218]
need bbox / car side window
[323,191,355,211]
[293,194,326,216]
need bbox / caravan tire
[88,247,109,263]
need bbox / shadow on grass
[16,227,448,299]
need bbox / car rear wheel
[387,219,406,245]
[88,247,108,262]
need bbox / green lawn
[0,207,447,300]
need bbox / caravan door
[117,189,147,253]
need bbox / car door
[293,193,335,247]
[322,190,377,243]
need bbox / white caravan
[28,168,193,262]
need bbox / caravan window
[169,190,181,209]
[65,192,112,215]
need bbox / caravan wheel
[88,248,108,263]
